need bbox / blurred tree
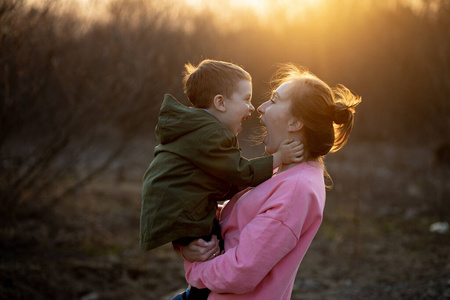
[1,0,449,228]
[0,0,185,226]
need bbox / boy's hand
[272,139,304,168]
[180,235,221,262]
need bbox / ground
[1,142,449,299]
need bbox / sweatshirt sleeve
[190,128,273,187]
[184,178,321,294]
[184,217,297,294]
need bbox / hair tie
[333,102,350,125]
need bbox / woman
[177,65,361,299]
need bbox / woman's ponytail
[330,84,361,153]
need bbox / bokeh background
[1,0,449,299]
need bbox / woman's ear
[213,95,226,112]
[288,118,303,132]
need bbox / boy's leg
[171,290,188,300]
[211,218,224,251]
[186,286,209,300]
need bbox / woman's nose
[249,103,255,112]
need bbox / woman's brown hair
[271,64,361,159]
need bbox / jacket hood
[155,94,221,144]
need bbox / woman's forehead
[276,81,294,97]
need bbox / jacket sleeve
[184,181,321,294]
[190,128,273,187]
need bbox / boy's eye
[270,98,275,103]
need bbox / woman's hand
[180,235,221,262]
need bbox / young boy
[140,60,302,298]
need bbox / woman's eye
[270,99,275,103]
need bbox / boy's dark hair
[182,59,251,108]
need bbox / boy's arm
[191,129,273,187]
[191,130,303,187]
[245,156,274,186]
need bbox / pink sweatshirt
[184,162,326,299]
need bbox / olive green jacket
[140,94,273,251]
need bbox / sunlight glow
[183,0,324,19]
[24,0,436,27]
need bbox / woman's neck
[276,133,313,174]
[276,151,317,174]
[276,162,300,174]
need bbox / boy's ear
[288,118,303,132]
[213,95,226,112]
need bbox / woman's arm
[175,203,226,262]
[184,216,298,294]
[183,179,322,294]
[175,235,221,262]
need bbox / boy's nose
[249,103,255,112]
